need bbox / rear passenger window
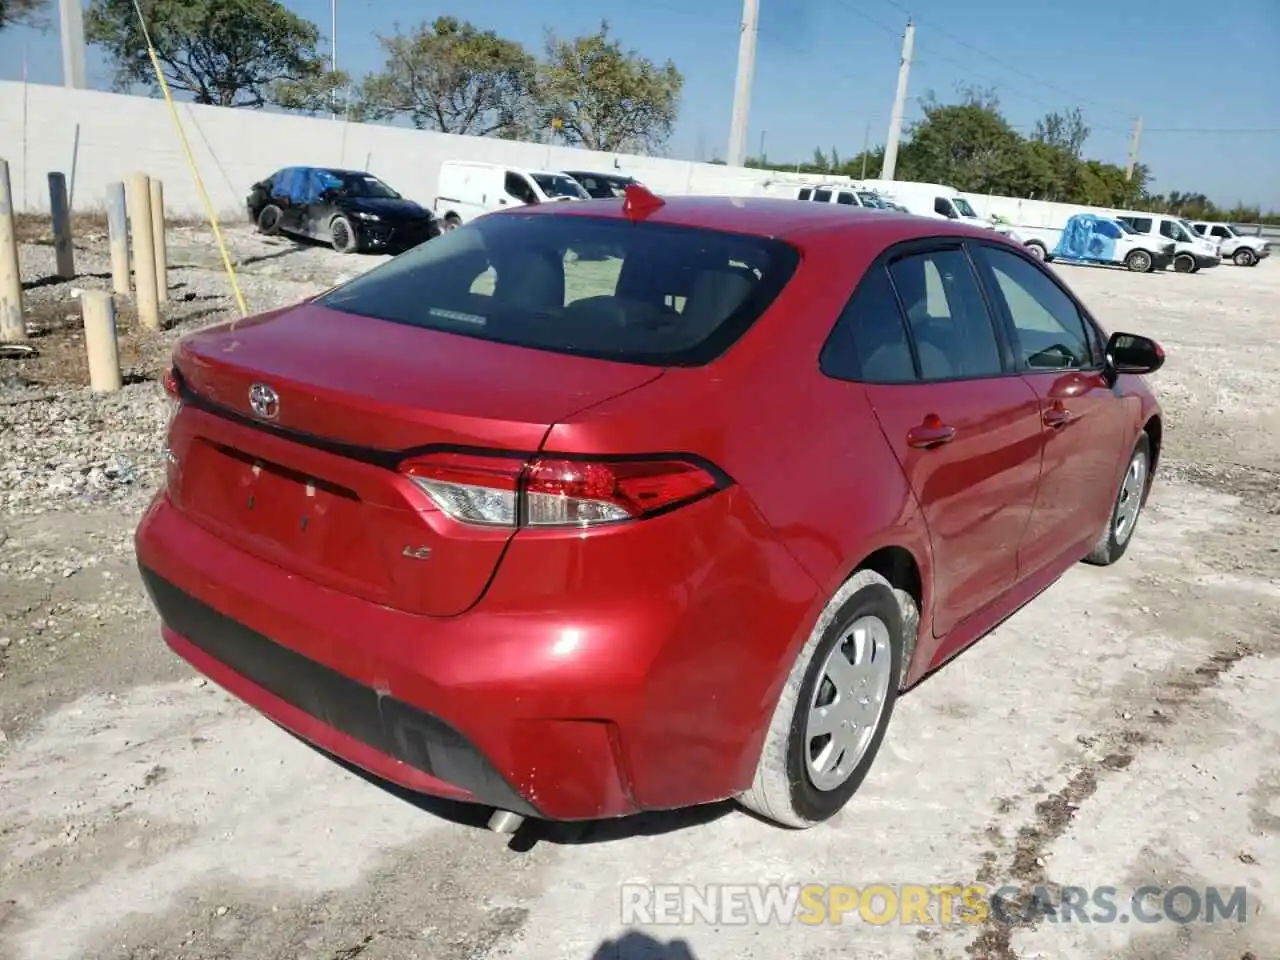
[980,247,1092,370]
[1129,217,1152,233]
[888,250,1003,380]
[797,188,812,201]
[820,267,916,383]
[837,192,856,205]
[814,189,832,202]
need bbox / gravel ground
[0,224,1278,960]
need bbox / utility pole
[860,120,871,179]
[58,0,88,90]
[330,0,338,120]
[726,0,759,168]
[1125,116,1143,181]
[880,18,914,182]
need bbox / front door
[862,244,1045,638]
[970,242,1130,576]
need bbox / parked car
[795,183,888,210]
[247,167,439,254]
[1114,212,1220,273]
[1187,220,1271,267]
[136,189,1165,833]
[1020,214,1174,273]
[434,160,589,229]
[562,170,642,199]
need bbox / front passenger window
[505,172,537,205]
[980,247,1091,370]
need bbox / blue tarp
[1053,214,1121,262]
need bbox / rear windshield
[316,212,800,366]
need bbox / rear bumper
[135,488,818,821]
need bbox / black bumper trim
[138,564,541,818]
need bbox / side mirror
[1105,332,1165,380]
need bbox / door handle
[1043,405,1072,429]
[906,416,957,449]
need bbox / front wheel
[1173,253,1196,273]
[738,570,903,828]
[1124,250,1153,273]
[1026,241,1047,261]
[1233,248,1257,267]
[256,204,282,236]
[1083,434,1151,567]
[329,215,358,254]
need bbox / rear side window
[1127,217,1152,233]
[820,267,916,383]
[317,214,800,367]
[814,189,832,202]
[797,188,813,201]
[888,249,1004,380]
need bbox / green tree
[536,20,682,152]
[896,88,1028,192]
[353,17,537,136]
[0,0,46,31]
[85,0,340,108]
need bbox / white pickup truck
[1187,221,1271,267]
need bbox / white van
[434,161,589,229]
[793,182,889,210]
[1114,212,1221,272]
[856,179,995,230]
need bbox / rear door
[276,167,309,234]
[857,241,1044,638]
[969,241,1130,576]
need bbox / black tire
[738,569,903,828]
[256,204,282,236]
[442,214,461,232]
[1173,253,1195,273]
[1233,248,1257,267]
[1124,250,1153,273]
[330,215,358,254]
[1083,433,1151,567]
[1026,241,1047,261]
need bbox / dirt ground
[1,222,1278,960]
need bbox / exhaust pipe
[487,810,524,834]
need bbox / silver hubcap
[804,616,893,791]
[1029,245,1045,260]
[1132,254,1149,270]
[1114,451,1147,543]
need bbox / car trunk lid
[167,303,664,616]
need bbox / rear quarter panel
[542,224,934,697]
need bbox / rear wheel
[1083,434,1151,567]
[1233,248,1257,267]
[442,214,462,232]
[330,215,358,254]
[256,204,282,236]
[1026,241,1047,261]
[739,570,902,828]
[1124,250,1153,273]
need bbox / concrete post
[80,290,122,392]
[0,158,25,343]
[48,172,76,280]
[149,178,168,305]
[107,181,130,295]
[124,172,160,331]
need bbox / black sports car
[561,170,643,199]
[246,167,440,254]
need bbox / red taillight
[400,451,725,528]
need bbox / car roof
[513,194,999,244]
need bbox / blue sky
[3,0,1278,208]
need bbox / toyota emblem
[248,383,280,420]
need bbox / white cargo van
[856,179,995,229]
[434,161,589,229]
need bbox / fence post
[48,171,76,280]
[124,172,160,331]
[80,291,122,392]
[0,158,25,343]
[149,178,168,304]
[107,181,130,295]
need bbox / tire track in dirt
[963,637,1261,960]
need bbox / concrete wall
[0,81,855,220]
[0,80,1174,234]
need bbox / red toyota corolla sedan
[135,187,1165,831]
